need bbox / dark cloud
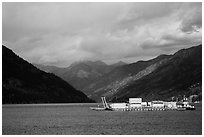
[179,3,202,33]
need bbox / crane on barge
[90,97,113,111]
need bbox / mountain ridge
[84,54,172,101]
[34,60,127,91]
[2,45,94,104]
[82,45,201,102]
[108,44,202,102]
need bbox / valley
[34,45,202,103]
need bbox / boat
[185,105,196,110]
[90,107,113,111]
[176,98,196,111]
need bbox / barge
[90,97,196,111]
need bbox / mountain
[84,54,172,101]
[111,45,202,102]
[34,60,126,91]
[2,45,94,104]
[33,63,67,77]
[109,61,127,67]
[33,64,62,73]
[84,45,202,102]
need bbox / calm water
[2,103,202,135]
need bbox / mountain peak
[70,60,107,67]
[93,60,107,66]
[110,61,127,67]
[173,44,202,58]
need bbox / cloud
[178,3,202,33]
[114,3,181,30]
[2,2,202,67]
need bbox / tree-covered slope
[111,45,202,102]
[2,45,94,104]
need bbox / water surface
[2,103,202,135]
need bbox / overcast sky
[2,2,202,67]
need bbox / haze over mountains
[34,60,127,91]
[2,45,94,104]
[35,45,202,103]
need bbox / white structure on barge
[110,98,170,111]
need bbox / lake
[2,103,202,135]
